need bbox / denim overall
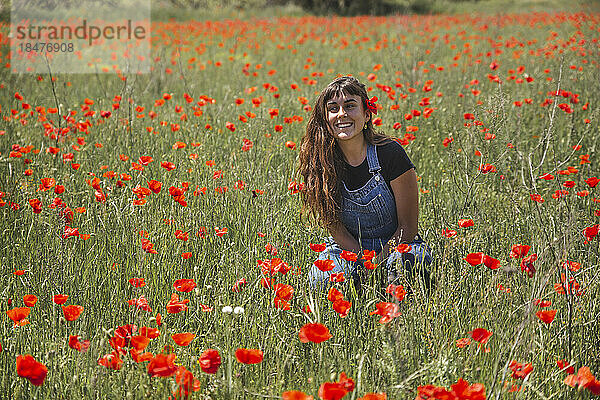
[308,142,432,290]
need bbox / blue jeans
[308,235,433,291]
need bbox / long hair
[297,76,390,230]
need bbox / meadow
[1,6,599,400]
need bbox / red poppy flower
[564,366,600,395]
[318,372,355,400]
[166,293,189,314]
[285,141,296,150]
[16,354,48,386]
[309,243,326,252]
[327,287,344,303]
[358,394,387,400]
[148,180,162,194]
[282,391,313,400]
[583,225,599,241]
[127,295,152,312]
[299,323,332,344]
[314,259,334,272]
[53,294,69,305]
[172,333,195,346]
[510,244,530,259]
[469,328,492,344]
[369,302,401,324]
[520,253,537,278]
[274,283,294,301]
[141,238,157,254]
[585,177,599,188]
[557,360,575,374]
[464,252,484,266]
[138,156,153,166]
[332,299,352,318]
[395,244,412,253]
[68,335,90,352]
[23,294,38,307]
[439,227,458,239]
[509,360,533,380]
[7,307,30,326]
[147,353,178,377]
[385,284,407,301]
[235,348,263,364]
[536,309,557,324]
[140,327,160,339]
[482,255,501,270]
[161,161,176,171]
[62,305,84,321]
[173,279,196,293]
[458,219,474,228]
[129,278,146,288]
[198,349,222,374]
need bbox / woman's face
[325,93,370,142]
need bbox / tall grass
[1,10,599,400]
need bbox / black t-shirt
[340,140,415,192]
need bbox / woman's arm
[329,221,362,255]
[377,168,419,261]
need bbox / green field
[1,5,599,400]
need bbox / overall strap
[366,142,381,173]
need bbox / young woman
[297,76,432,291]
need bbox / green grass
[1,8,599,400]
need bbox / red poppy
[585,177,599,188]
[138,155,154,166]
[309,243,326,252]
[147,353,178,377]
[339,250,357,262]
[148,180,162,194]
[299,323,332,344]
[482,255,501,270]
[327,287,344,302]
[358,394,387,400]
[172,333,195,346]
[510,244,530,259]
[215,227,228,237]
[23,294,37,307]
[62,305,84,321]
[332,299,352,318]
[7,307,30,326]
[161,161,176,171]
[314,259,334,272]
[141,238,158,254]
[464,252,484,266]
[564,366,600,395]
[282,391,314,400]
[469,328,492,344]
[166,293,189,314]
[198,349,222,374]
[172,366,201,399]
[385,284,406,301]
[181,252,192,259]
[127,295,152,312]
[458,219,474,228]
[235,348,263,364]
[557,360,575,374]
[16,354,48,386]
[129,278,146,288]
[441,229,457,238]
[509,360,533,380]
[68,335,90,352]
[369,302,401,324]
[173,279,196,293]
[52,294,69,305]
[395,244,412,253]
[140,327,160,339]
[583,225,599,241]
[274,283,294,301]
[318,372,355,400]
[285,141,296,149]
[520,253,537,278]
[536,309,557,324]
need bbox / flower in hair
[366,96,378,114]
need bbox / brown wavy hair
[297,76,390,230]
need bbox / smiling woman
[297,76,432,292]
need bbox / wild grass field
[1,6,599,400]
